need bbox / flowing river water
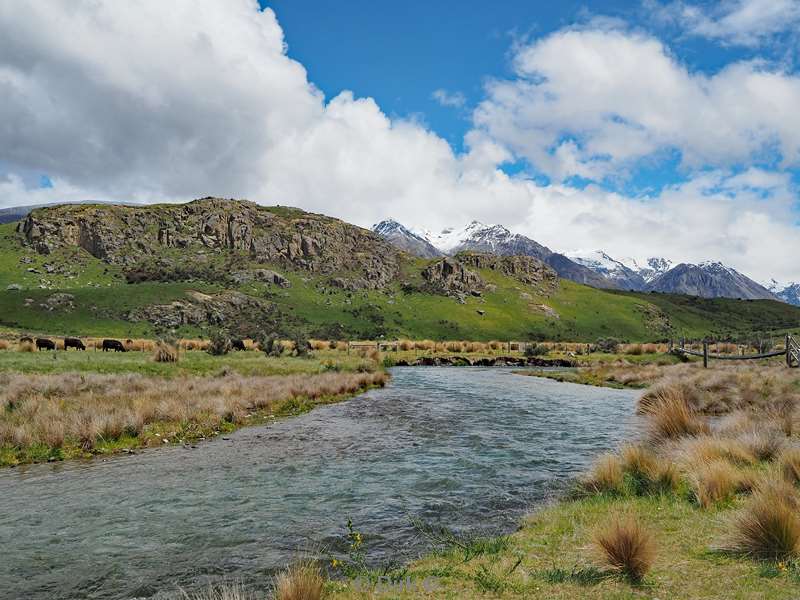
[0,367,640,599]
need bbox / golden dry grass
[274,561,324,600]
[0,371,388,455]
[688,459,743,508]
[583,453,624,494]
[643,386,710,442]
[179,582,254,600]
[723,478,800,560]
[778,446,800,485]
[592,514,656,583]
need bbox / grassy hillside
[2,215,800,342]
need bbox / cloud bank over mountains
[0,0,798,283]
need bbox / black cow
[64,337,86,351]
[231,339,246,351]
[36,338,56,351]
[102,339,127,352]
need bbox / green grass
[3,220,800,341]
[0,348,371,377]
[328,494,800,599]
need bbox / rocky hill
[2,199,800,341]
[19,198,400,291]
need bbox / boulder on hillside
[422,257,485,299]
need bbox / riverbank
[0,367,388,466]
[319,363,800,599]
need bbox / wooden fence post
[787,334,791,368]
[703,341,708,369]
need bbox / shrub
[398,339,414,351]
[293,335,311,357]
[595,337,621,353]
[779,446,800,485]
[258,335,284,357]
[274,561,324,600]
[18,341,35,353]
[153,341,179,363]
[724,478,800,560]
[593,515,655,583]
[207,330,231,356]
[524,343,548,358]
[626,344,643,356]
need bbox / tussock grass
[592,515,656,583]
[582,453,625,494]
[0,370,388,463]
[723,478,800,560]
[688,459,743,508]
[274,561,324,600]
[179,582,253,600]
[644,386,709,442]
[778,446,800,485]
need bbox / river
[0,367,639,599]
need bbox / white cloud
[0,2,799,283]
[432,89,466,108]
[652,0,800,46]
[472,28,800,182]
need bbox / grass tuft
[723,478,800,561]
[642,385,709,442]
[274,561,324,600]
[592,514,656,583]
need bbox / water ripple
[0,367,639,599]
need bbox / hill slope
[1,198,799,342]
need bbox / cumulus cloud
[0,1,798,283]
[473,28,800,182]
[432,89,466,108]
[651,0,800,46]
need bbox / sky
[1,0,800,284]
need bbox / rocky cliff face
[421,252,557,300]
[18,198,400,290]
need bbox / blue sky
[2,1,800,282]
[265,0,800,196]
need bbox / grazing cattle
[64,337,86,351]
[231,339,246,351]
[36,338,56,351]
[102,339,127,352]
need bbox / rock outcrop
[18,198,400,290]
[422,257,485,299]
[455,253,558,294]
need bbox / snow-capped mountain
[372,219,612,288]
[648,261,777,300]
[763,279,800,306]
[566,250,647,291]
[372,219,791,303]
[371,219,442,258]
[619,257,673,283]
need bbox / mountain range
[373,219,797,306]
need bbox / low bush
[689,460,742,508]
[643,386,709,442]
[207,330,231,356]
[582,453,624,494]
[153,341,179,363]
[779,446,800,485]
